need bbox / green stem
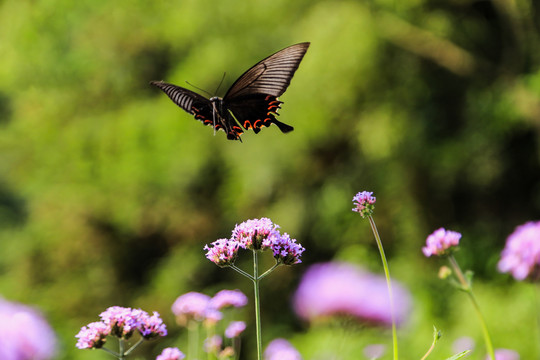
[368,215,398,360]
[448,255,495,360]
[258,262,280,280]
[119,338,125,360]
[252,250,263,360]
[188,319,200,360]
[230,264,255,281]
[124,337,144,356]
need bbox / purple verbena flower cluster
[422,228,461,257]
[498,221,540,281]
[225,321,246,338]
[171,289,247,327]
[76,306,167,349]
[293,262,412,327]
[264,338,303,360]
[156,347,186,360]
[0,298,57,360]
[352,191,376,218]
[204,218,304,267]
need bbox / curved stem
[230,264,255,281]
[368,215,398,360]
[448,255,495,360]
[124,337,144,356]
[259,262,280,280]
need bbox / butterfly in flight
[151,42,310,141]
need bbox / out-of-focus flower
[485,349,520,360]
[138,311,167,339]
[422,228,461,257]
[271,233,305,265]
[171,292,212,326]
[204,239,240,267]
[452,336,475,355]
[156,347,186,360]
[99,306,141,339]
[203,308,223,326]
[352,191,376,218]
[203,335,222,354]
[210,289,248,309]
[293,262,412,327]
[498,221,540,281]
[264,338,302,360]
[0,298,57,360]
[363,344,386,359]
[225,321,246,338]
[231,218,279,250]
[75,321,110,349]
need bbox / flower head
[225,321,246,338]
[203,335,222,354]
[156,347,186,360]
[138,311,167,339]
[231,218,279,250]
[498,221,540,281]
[293,262,412,327]
[210,290,248,310]
[171,292,212,326]
[485,349,520,360]
[271,233,305,265]
[99,306,141,339]
[264,338,302,360]
[422,228,461,257]
[363,344,386,360]
[75,321,110,349]
[0,298,57,360]
[204,239,239,267]
[352,191,376,218]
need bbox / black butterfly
[151,42,310,141]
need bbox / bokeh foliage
[0,0,539,358]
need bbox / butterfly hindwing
[226,94,293,134]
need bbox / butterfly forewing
[224,42,310,99]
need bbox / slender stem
[99,346,120,358]
[259,262,280,280]
[119,338,125,360]
[448,255,495,360]
[230,264,255,281]
[368,215,398,360]
[124,337,145,356]
[252,250,263,360]
[188,319,200,360]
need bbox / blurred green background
[0,0,539,359]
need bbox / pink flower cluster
[0,298,57,360]
[352,191,376,218]
[498,221,540,281]
[293,262,412,327]
[205,218,304,267]
[422,228,461,257]
[172,289,247,337]
[156,347,185,360]
[75,306,167,349]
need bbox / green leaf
[444,350,471,360]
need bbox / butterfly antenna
[185,81,213,97]
[214,72,226,96]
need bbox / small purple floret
[156,347,186,360]
[422,228,461,257]
[271,233,305,265]
[352,191,376,218]
[139,311,167,339]
[264,338,302,360]
[497,221,540,281]
[225,321,246,338]
[204,239,239,267]
[75,321,110,349]
[210,290,248,309]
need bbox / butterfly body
[151,42,310,141]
